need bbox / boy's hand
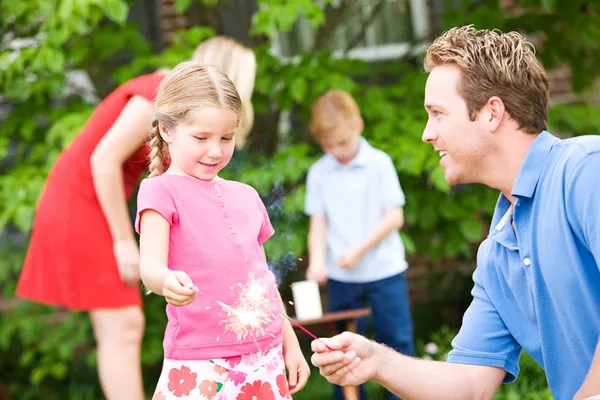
[162,270,197,307]
[306,263,327,284]
[337,246,365,269]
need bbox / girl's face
[161,107,238,181]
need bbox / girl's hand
[284,343,311,394]
[162,271,197,306]
[113,238,140,286]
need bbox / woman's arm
[90,95,154,284]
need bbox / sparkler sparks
[191,274,334,351]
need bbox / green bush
[2,0,600,398]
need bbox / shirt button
[523,257,531,266]
[220,201,225,207]
[228,224,233,229]
[224,213,229,218]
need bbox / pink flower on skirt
[264,356,279,372]
[198,380,219,399]
[225,355,242,368]
[276,374,290,397]
[236,380,275,400]
[242,351,259,365]
[167,365,197,397]
[227,370,247,386]
[152,391,167,400]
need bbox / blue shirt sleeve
[566,152,600,266]
[446,252,522,383]
[304,165,325,216]
[380,154,405,208]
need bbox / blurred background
[1,0,599,398]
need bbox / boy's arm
[357,206,404,253]
[339,153,405,268]
[307,215,328,282]
[338,207,403,268]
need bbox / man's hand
[337,246,365,269]
[311,331,378,387]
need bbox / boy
[304,90,414,400]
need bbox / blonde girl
[136,61,309,400]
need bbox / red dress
[17,73,165,311]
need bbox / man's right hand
[311,331,378,387]
[306,263,327,284]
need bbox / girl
[16,36,257,400]
[136,61,310,400]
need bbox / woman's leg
[90,305,145,400]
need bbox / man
[310,25,600,400]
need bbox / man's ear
[485,96,506,132]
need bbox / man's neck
[481,131,539,204]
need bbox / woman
[16,36,257,400]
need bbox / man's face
[422,64,491,186]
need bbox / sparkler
[190,275,334,351]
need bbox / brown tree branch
[313,0,358,50]
[343,0,386,54]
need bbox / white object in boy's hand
[291,279,324,321]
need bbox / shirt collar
[512,130,560,199]
[327,137,371,169]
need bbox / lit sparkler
[191,274,333,350]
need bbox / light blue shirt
[304,137,408,283]
[447,131,600,399]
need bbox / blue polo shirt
[447,131,600,399]
[304,137,408,283]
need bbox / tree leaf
[103,0,129,24]
[175,0,192,14]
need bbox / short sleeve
[253,189,275,244]
[446,264,522,383]
[380,154,405,208]
[135,178,177,233]
[304,165,325,216]
[566,152,600,266]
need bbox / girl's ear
[159,123,173,144]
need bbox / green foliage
[1,0,600,398]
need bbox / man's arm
[312,331,505,400]
[376,343,505,400]
[566,153,600,398]
[575,340,600,399]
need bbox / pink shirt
[135,174,283,360]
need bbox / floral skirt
[152,344,292,400]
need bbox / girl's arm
[261,245,310,393]
[139,209,197,306]
[139,210,171,294]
